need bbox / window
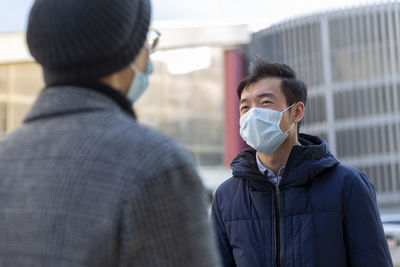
[136,47,224,167]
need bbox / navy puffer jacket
[211,134,392,267]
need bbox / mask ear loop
[281,102,296,113]
[284,121,295,134]
[130,64,142,75]
[282,102,298,133]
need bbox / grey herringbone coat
[0,84,220,267]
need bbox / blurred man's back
[0,0,221,266]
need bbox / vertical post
[224,49,247,167]
[320,17,337,155]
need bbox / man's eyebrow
[239,98,248,105]
[256,92,275,99]
[240,92,275,104]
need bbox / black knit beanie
[27,0,151,85]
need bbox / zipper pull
[276,188,280,197]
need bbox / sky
[0,0,381,33]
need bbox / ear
[293,102,305,124]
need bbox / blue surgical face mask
[239,104,295,155]
[127,60,153,103]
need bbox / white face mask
[239,104,295,155]
[127,60,153,103]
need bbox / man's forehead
[251,77,281,89]
[241,78,282,99]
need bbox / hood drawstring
[307,151,321,267]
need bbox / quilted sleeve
[343,173,393,267]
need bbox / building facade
[249,2,400,205]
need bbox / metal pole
[320,16,337,155]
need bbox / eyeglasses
[146,29,161,54]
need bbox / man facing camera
[211,57,392,267]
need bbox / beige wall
[0,62,44,134]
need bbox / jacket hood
[231,133,339,187]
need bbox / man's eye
[241,106,249,111]
[261,101,271,105]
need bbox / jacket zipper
[273,185,286,267]
[242,173,286,266]
[274,187,281,267]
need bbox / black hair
[237,57,308,130]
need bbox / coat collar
[24,82,136,124]
[231,134,339,188]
